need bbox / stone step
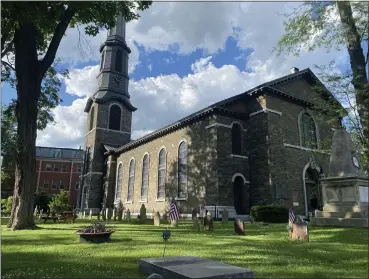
[310,217,368,228]
[315,211,364,218]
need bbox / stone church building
[76,15,342,218]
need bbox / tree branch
[1,40,13,59]
[39,6,75,76]
[2,59,15,72]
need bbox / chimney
[290,67,299,74]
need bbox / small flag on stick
[289,207,295,225]
[169,199,180,221]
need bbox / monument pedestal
[310,176,368,228]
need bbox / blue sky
[1,2,361,148]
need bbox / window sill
[125,201,133,204]
[175,197,187,201]
[155,198,165,202]
[139,200,148,203]
[230,154,248,159]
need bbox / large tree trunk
[337,2,369,158]
[7,23,41,230]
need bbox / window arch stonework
[109,104,122,131]
[157,148,166,199]
[141,154,149,201]
[178,141,188,199]
[127,159,135,202]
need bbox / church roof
[104,67,343,155]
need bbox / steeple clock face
[112,74,123,87]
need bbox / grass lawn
[1,217,368,279]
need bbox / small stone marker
[289,216,309,241]
[222,208,228,224]
[203,213,213,232]
[89,209,93,220]
[191,208,197,221]
[140,204,147,224]
[234,219,246,235]
[154,212,161,226]
[139,256,254,279]
[126,209,131,223]
[171,219,178,227]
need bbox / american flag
[289,208,295,224]
[169,200,180,221]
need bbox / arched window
[100,51,105,71]
[115,163,123,201]
[127,159,135,202]
[232,123,242,155]
[157,148,166,199]
[141,154,149,201]
[115,50,122,72]
[109,104,121,131]
[178,141,188,198]
[300,113,317,149]
[89,107,95,131]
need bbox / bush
[48,190,71,214]
[1,196,13,215]
[250,204,289,223]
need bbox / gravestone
[126,209,131,223]
[222,209,228,224]
[289,216,309,241]
[140,204,147,224]
[234,219,246,235]
[154,212,161,226]
[171,219,178,227]
[203,214,213,232]
[191,208,198,221]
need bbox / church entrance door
[233,176,247,215]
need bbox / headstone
[191,208,198,221]
[140,204,147,224]
[289,216,309,241]
[154,212,160,226]
[222,208,228,224]
[203,214,213,232]
[89,209,93,220]
[126,209,131,223]
[171,219,178,227]
[234,219,246,235]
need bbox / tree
[276,1,369,163]
[48,190,71,215]
[1,196,13,216]
[1,1,152,230]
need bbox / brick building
[77,14,343,218]
[36,146,83,207]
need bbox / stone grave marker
[171,219,178,227]
[203,213,213,232]
[289,215,309,241]
[126,209,131,223]
[154,212,161,226]
[222,208,228,224]
[140,204,147,224]
[234,219,246,235]
[191,208,198,221]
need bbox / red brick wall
[36,159,82,207]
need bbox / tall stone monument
[310,124,368,228]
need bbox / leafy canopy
[48,190,71,214]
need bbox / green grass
[2,217,368,279]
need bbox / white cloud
[38,2,351,148]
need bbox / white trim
[155,198,166,202]
[230,154,248,159]
[249,108,282,117]
[139,200,148,203]
[205,122,247,132]
[107,102,124,131]
[231,173,250,184]
[37,159,82,163]
[85,127,131,137]
[81,172,104,178]
[125,201,133,204]
[283,143,330,154]
[297,109,321,149]
[175,197,187,201]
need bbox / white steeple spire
[108,13,126,40]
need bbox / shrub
[1,196,13,215]
[250,204,289,223]
[48,190,71,214]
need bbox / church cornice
[84,95,137,113]
[104,107,248,155]
[99,39,131,53]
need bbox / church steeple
[84,13,136,113]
